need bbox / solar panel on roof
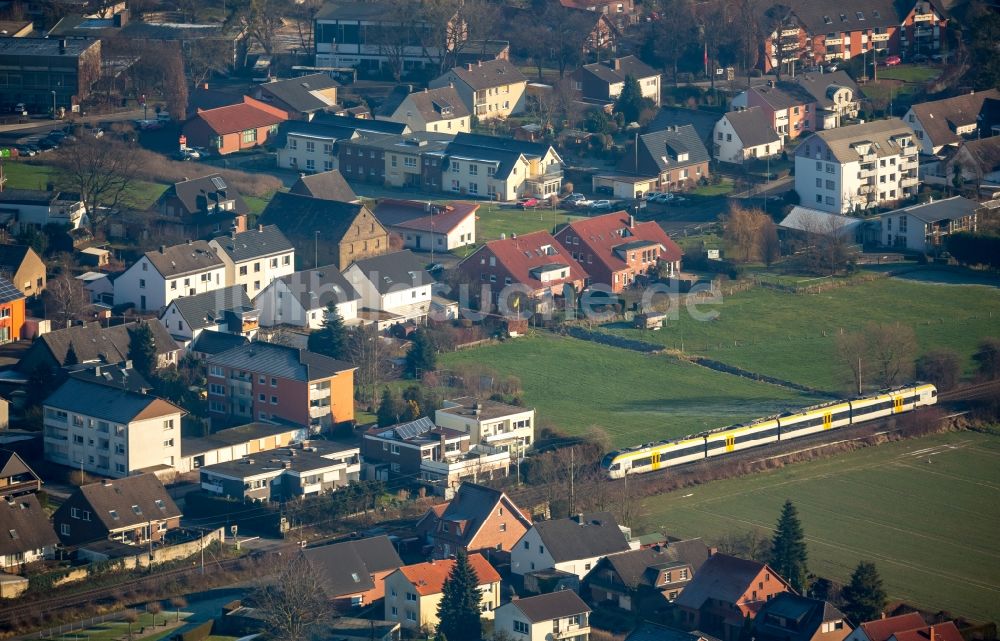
[0,278,22,304]
[211,176,227,190]
[394,417,435,440]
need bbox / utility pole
[858,356,862,396]
[200,529,205,574]
[569,448,575,517]
[147,520,153,572]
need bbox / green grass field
[43,612,191,641]
[600,278,1000,393]
[875,64,941,83]
[635,431,1000,622]
[4,161,166,210]
[474,204,585,244]
[439,333,823,446]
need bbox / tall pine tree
[404,330,436,378]
[127,322,157,379]
[436,550,482,641]
[841,561,887,623]
[307,303,347,360]
[769,499,808,593]
[376,388,404,427]
[614,75,646,124]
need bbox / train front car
[914,383,938,407]
[601,451,625,479]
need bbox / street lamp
[314,231,320,268]
[51,91,56,119]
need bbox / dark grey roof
[0,494,58,557]
[437,396,533,421]
[315,0,404,21]
[274,265,361,311]
[432,483,532,549]
[621,124,710,175]
[647,108,721,148]
[445,143,523,180]
[750,82,815,111]
[511,590,590,623]
[443,59,527,91]
[602,538,711,588]
[724,108,781,148]
[452,132,552,160]
[303,535,403,597]
[69,474,181,530]
[791,70,862,109]
[0,245,34,271]
[780,0,903,34]
[533,512,631,562]
[289,171,359,203]
[311,113,409,135]
[673,554,779,610]
[43,378,184,424]
[404,86,471,123]
[258,192,369,243]
[121,21,242,41]
[199,448,344,477]
[0,450,37,482]
[258,73,340,114]
[189,330,250,356]
[0,36,97,56]
[22,321,179,370]
[165,174,250,218]
[164,286,253,331]
[68,363,154,394]
[209,341,354,382]
[347,250,433,295]
[581,56,659,85]
[626,623,721,641]
[211,225,294,263]
[144,241,224,279]
[754,593,847,641]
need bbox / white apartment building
[43,378,184,478]
[430,60,528,120]
[794,119,919,214]
[113,241,226,312]
[209,224,295,297]
[443,134,564,201]
[435,397,535,454]
[277,127,341,172]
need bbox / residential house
[189,331,249,360]
[52,474,182,547]
[553,211,682,293]
[0,278,24,344]
[458,230,588,312]
[572,56,660,108]
[442,132,564,201]
[177,422,308,474]
[276,115,410,173]
[732,82,816,141]
[0,450,42,498]
[843,614,929,641]
[0,494,58,570]
[903,90,1000,155]
[376,85,472,134]
[435,396,534,454]
[512,512,635,580]
[494,590,591,641]
[375,200,477,252]
[752,593,851,641]
[0,37,100,112]
[605,124,710,195]
[43,378,184,478]
[0,245,45,297]
[17,321,180,375]
[182,97,288,155]
[77,271,115,306]
[648,108,721,152]
[626,624,721,641]
[251,73,340,120]
[67,362,154,394]
[713,107,783,165]
[889,624,964,641]
[206,341,356,431]
[339,131,451,190]
[430,59,528,120]
[0,189,87,232]
[794,118,919,214]
[790,71,863,131]
[209,225,296,296]
[301,535,403,608]
[289,170,359,202]
[383,554,501,630]
[199,446,360,501]
[362,417,510,488]
[113,240,226,312]
[880,196,978,253]
[154,174,250,240]
[928,137,1000,194]
[255,266,361,329]
[424,482,533,560]
[674,553,793,641]
[258,192,389,270]
[158,286,258,345]
[587,538,712,611]
[343,250,434,326]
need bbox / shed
[78,247,111,267]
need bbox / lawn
[875,64,941,83]
[635,431,1000,622]
[474,204,585,244]
[43,612,191,641]
[439,332,823,447]
[4,160,166,210]
[599,277,1000,393]
[691,179,736,197]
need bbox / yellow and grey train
[601,384,938,479]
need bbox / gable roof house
[903,89,1000,155]
[615,124,711,192]
[182,96,288,156]
[430,59,528,121]
[209,224,296,297]
[384,554,502,630]
[443,132,565,202]
[587,538,712,612]
[648,108,722,151]
[511,512,636,580]
[889,623,964,641]
[52,473,182,547]
[258,192,389,270]
[0,450,41,499]
[752,593,851,641]
[713,107,783,165]
[376,85,472,134]
[494,590,591,641]
[301,535,404,608]
[424,482,533,562]
[733,81,817,141]
[844,614,930,641]
[880,195,978,253]
[375,200,478,252]
[554,211,682,292]
[275,114,410,173]
[0,244,46,297]
[155,174,250,240]
[0,188,87,233]
[18,320,180,375]
[572,56,660,108]
[251,73,340,121]
[338,130,452,192]
[0,494,59,571]
[935,136,1000,194]
[674,553,793,641]
[789,70,862,131]
[158,285,257,345]
[289,170,359,203]
[342,250,435,327]
[112,240,226,312]
[256,265,361,328]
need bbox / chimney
[186,239,192,245]
[467,63,474,71]
[159,245,166,254]
[231,229,237,240]
[478,60,482,67]
[930,628,936,641]
[258,224,264,232]
[613,58,621,71]
[572,513,584,524]
[629,214,635,228]
[124,360,132,370]
[94,365,101,377]
[201,82,209,90]
[102,479,112,487]
[59,39,67,54]
[768,80,775,88]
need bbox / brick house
[302,536,403,609]
[733,82,816,141]
[587,538,711,612]
[753,593,851,641]
[0,277,25,344]
[614,125,711,191]
[422,482,533,562]
[182,96,288,155]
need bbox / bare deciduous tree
[836,322,917,393]
[241,0,285,55]
[347,325,394,404]
[252,553,334,641]
[723,205,774,263]
[53,136,143,233]
[43,272,90,328]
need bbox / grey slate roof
[626,623,721,641]
[165,286,253,332]
[0,245,34,272]
[43,378,184,424]
[275,265,361,312]
[445,59,526,91]
[22,321,179,370]
[189,330,249,356]
[647,108,721,149]
[209,341,354,382]
[165,174,250,218]
[909,89,1000,149]
[511,590,590,623]
[347,250,433,296]
[0,36,96,56]
[884,196,979,224]
[602,538,711,588]
[620,124,710,175]
[0,450,37,482]
[795,118,914,164]
[753,593,847,641]
[749,82,815,111]
[311,113,409,136]
[289,170,358,203]
[258,191,369,242]
[581,56,659,85]
[258,73,340,114]
[302,535,403,597]
[68,363,154,393]
[433,483,532,549]
[452,132,552,159]
[791,70,862,109]
[144,241,224,279]
[212,225,294,263]
[780,0,903,34]
[71,474,181,530]
[404,86,471,123]
[0,494,58,557]
[532,512,632,562]
[724,107,781,148]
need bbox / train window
[632,456,653,468]
[931,390,937,396]
[610,463,621,471]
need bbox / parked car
[573,198,594,208]
[562,193,585,205]
[37,138,57,151]
[589,199,614,211]
[12,103,27,116]
[824,63,839,72]
[516,197,539,209]
[665,195,688,206]
[14,146,34,157]
[595,185,614,195]
[885,55,902,66]
[643,191,663,201]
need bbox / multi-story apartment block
[206,341,355,432]
[0,37,101,112]
[209,224,295,296]
[113,241,226,312]
[794,118,919,214]
[43,378,184,478]
[339,132,451,190]
[430,59,528,120]
[276,115,409,172]
[435,397,535,454]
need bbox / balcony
[553,625,590,639]
[201,481,224,494]
[872,32,890,42]
[310,406,330,419]
[858,165,875,178]
[420,445,510,480]
[309,387,331,401]
[858,184,876,194]
[913,12,934,22]
[901,176,919,187]
[781,41,799,51]
[0,479,42,497]
[483,427,533,445]
[825,37,843,46]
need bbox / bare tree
[170,597,187,622]
[241,0,286,55]
[867,322,917,389]
[53,137,143,234]
[185,40,234,88]
[367,0,411,81]
[252,553,334,641]
[146,602,162,627]
[43,272,90,328]
[723,205,773,263]
[347,325,393,404]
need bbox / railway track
[938,379,1000,403]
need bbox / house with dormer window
[430,59,528,121]
[604,124,710,195]
[494,591,591,641]
[376,85,472,133]
[156,174,251,240]
[343,250,434,326]
[113,240,226,312]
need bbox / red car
[516,197,539,209]
[884,55,902,66]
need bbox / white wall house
[379,86,472,134]
[794,119,919,214]
[159,286,257,345]
[435,397,535,454]
[880,196,979,253]
[277,129,341,172]
[209,225,296,297]
[343,251,434,324]
[430,60,528,121]
[511,513,636,579]
[494,591,591,641]
[113,241,226,312]
[0,190,88,233]
[444,140,564,202]
[255,266,361,329]
[713,107,782,165]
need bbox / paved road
[0,109,146,146]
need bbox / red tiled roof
[860,614,927,641]
[467,229,588,290]
[385,201,479,234]
[195,97,287,135]
[555,211,681,272]
[891,623,963,641]
[397,553,501,596]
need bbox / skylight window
[211,176,227,190]
[109,510,119,520]
[823,16,832,24]
[8,529,17,539]
[155,500,166,511]
[872,10,880,18]
[856,12,864,20]
[132,505,142,515]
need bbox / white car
[589,199,614,210]
[574,198,594,208]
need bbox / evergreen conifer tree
[436,550,482,641]
[376,388,404,427]
[307,303,347,360]
[614,75,646,124]
[841,561,887,623]
[769,499,808,593]
[404,330,436,378]
[127,322,157,379]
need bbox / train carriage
[705,419,780,458]
[602,437,707,479]
[778,401,852,439]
